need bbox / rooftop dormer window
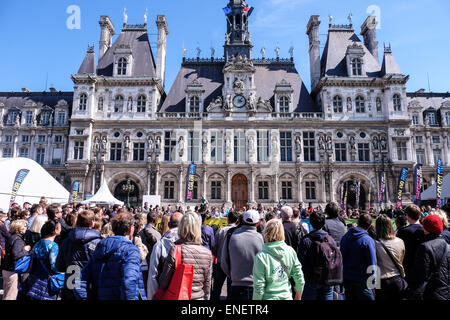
[137,95,146,113]
[393,94,402,112]
[79,93,88,111]
[351,58,362,76]
[117,57,128,75]
[279,96,290,113]
[333,96,343,113]
[355,96,366,113]
[190,96,200,113]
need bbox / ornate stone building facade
[1,1,449,208]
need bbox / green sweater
[252,241,305,300]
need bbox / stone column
[146,166,152,195]
[443,132,449,166]
[425,133,434,166]
[329,169,335,202]
[91,165,96,194]
[226,167,232,205]
[178,166,184,203]
[274,173,279,203]
[202,167,207,199]
[155,165,160,196]
[250,167,255,204]
[296,167,303,203]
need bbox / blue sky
[0,0,449,93]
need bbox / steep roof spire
[77,44,96,74]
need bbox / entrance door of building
[232,174,248,210]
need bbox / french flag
[242,6,254,16]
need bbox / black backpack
[296,223,309,240]
[308,234,343,286]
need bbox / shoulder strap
[269,252,290,278]
[378,240,404,277]
[174,244,182,269]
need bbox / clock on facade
[233,95,247,108]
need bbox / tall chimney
[99,16,115,61]
[361,16,379,63]
[156,15,169,89]
[306,15,321,91]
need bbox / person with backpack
[80,212,147,300]
[340,213,377,300]
[253,219,304,300]
[2,220,30,300]
[323,202,346,248]
[407,215,450,300]
[297,211,342,300]
[221,210,264,300]
[374,214,406,300]
[55,210,102,300]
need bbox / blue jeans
[302,282,334,300]
[343,280,375,301]
[230,286,253,301]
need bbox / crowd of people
[0,196,449,301]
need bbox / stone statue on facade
[148,135,155,154]
[207,96,223,112]
[380,136,387,150]
[271,135,279,156]
[295,135,302,154]
[372,136,379,150]
[94,136,100,152]
[248,135,255,155]
[178,136,185,158]
[124,136,130,150]
[225,33,230,45]
[233,78,245,93]
[248,92,256,112]
[202,132,208,158]
[318,135,325,150]
[155,135,162,155]
[101,136,107,151]
[224,94,233,111]
[347,97,352,111]
[326,135,333,151]
[225,134,232,158]
[349,136,356,150]
[260,47,266,59]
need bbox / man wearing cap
[407,215,450,300]
[220,209,264,300]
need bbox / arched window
[351,58,362,76]
[393,94,402,112]
[117,57,127,75]
[98,97,104,111]
[79,93,88,111]
[333,96,343,113]
[190,96,200,113]
[279,96,290,113]
[114,95,124,113]
[137,95,146,113]
[355,96,365,113]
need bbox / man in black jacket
[407,215,450,300]
[281,206,299,252]
[56,210,102,300]
[47,204,72,244]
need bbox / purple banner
[9,169,30,209]
[436,159,443,207]
[396,168,409,208]
[413,164,422,206]
[379,172,385,205]
[186,164,197,201]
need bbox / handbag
[14,254,32,274]
[38,258,65,292]
[153,245,193,300]
[378,240,408,292]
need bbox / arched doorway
[232,174,248,210]
[114,179,140,208]
[341,180,367,210]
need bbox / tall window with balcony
[110,143,122,161]
[41,111,51,125]
[281,181,293,200]
[393,94,402,112]
[234,132,246,163]
[333,96,343,113]
[74,141,84,160]
[358,143,370,162]
[133,143,145,161]
[137,95,146,113]
[257,131,269,162]
[79,94,88,111]
[280,132,292,162]
[351,58,362,76]
[164,132,177,162]
[57,112,66,125]
[117,57,127,75]
[427,112,436,125]
[335,143,347,162]
[7,110,18,125]
[25,111,33,125]
[397,141,407,160]
[303,132,316,162]
[210,132,223,162]
[412,114,419,125]
[36,148,45,165]
[355,96,365,113]
[279,96,290,113]
[211,181,222,200]
[189,96,200,113]
[114,95,124,113]
[188,131,200,163]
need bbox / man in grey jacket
[147,212,182,300]
[221,210,264,300]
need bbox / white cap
[243,210,260,225]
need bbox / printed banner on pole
[340,183,344,210]
[355,180,361,209]
[379,172,385,205]
[69,180,81,204]
[396,168,409,208]
[343,182,348,212]
[436,159,443,207]
[368,183,372,210]
[9,169,30,209]
[413,164,422,206]
[186,164,197,201]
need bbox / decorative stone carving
[295,135,302,155]
[372,135,379,150]
[318,135,325,150]
[326,135,333,152]
[349,135,356,150]
[256,97,272,112]
[248,92,257,112]
[380,136,387,151]
[178,136,185,158]
[206,96,223,112]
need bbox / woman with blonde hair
[2,220,30,300]
[253,219,305,300]
[158,212,212,300]
[158,214,171,236]
[432,209,450,244]
[24,214,48,248]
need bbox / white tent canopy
[421,173,450,201]
[81,179,124,206]
[0,157,70,210]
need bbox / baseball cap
[243,210,260,225]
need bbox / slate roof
[0,92,74,110]
[159,60,319,113]
[380,50,402,76]
[320,28,381,78]
[96,25,156,78]
[77,49,96,75]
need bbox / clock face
[233,95,247,108]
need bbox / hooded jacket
[340,227,377,284]
[56,228,102,300]
[253,241,305,300]
[80,236,146,300]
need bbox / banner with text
[396,168,409,208]
[69,180,81,203]
[379,172,385,205]
[413,164,422,206]
[436,159,443,207]
[186,164,197,201]
[9,169,30,209]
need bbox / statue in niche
[248,92,256,112]
[101,136,107,151]
[225,134,232,157]
[347,97,352,111]
[155,136,162,153]
[224,94,233,111]
[318,135,325,150]
[248,135,255,155]
[233,78,245,93]
[295,135,302,154]
[380,136,387,150]
[178,136,185,158]
[202,132,208,157]
[372,136,379,150]
[349,136,356,150]
[271,135,279,156]
[326,136,333,151]
[148,135,155,154]
[124,136,130,150]
[94,137,100,152]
